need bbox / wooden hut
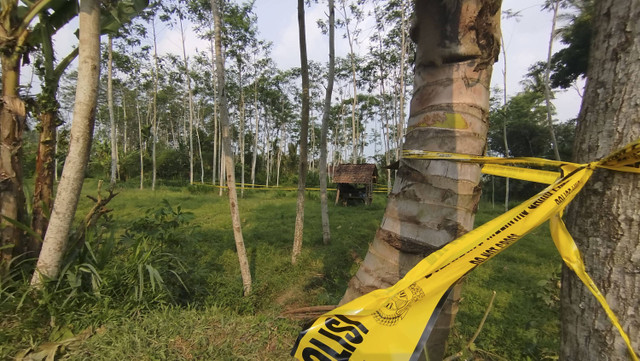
[332,164,378,205]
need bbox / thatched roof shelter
[332,164,378,184]
[332,164,378,205]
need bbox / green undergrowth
[1,179,385,359]
[1,180,562,360]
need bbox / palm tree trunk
[340,1,501,360]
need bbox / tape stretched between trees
[291,139,640,361]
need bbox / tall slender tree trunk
[136,97,144,189]
[265,119,271,187]
[195,107,204,183]
[31,22,78,251]
[122,96,128,156]
[500,34,510,211]
[395,0,408,162]
[276,124,284,187]
[151,17,159,191]
[0,41,27,263]
[561,0,640,359]
[31,0,101,285]
[238,65,246,195]
[219,142,225,196]
[543,0,561,161]
[340,0,359,164]
[108,35,118,186]
[291,0,311,265]
[340,2,501,360]
[250,80,259,188]
[210,34,218,186]
[179,16,195,185]
[319,0,335,245]
[373,3,392,193]
[213,97,218,185]
[31,109,56,251]
[212,0,252,295]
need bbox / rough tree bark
[31,0,101,285]
[0,1,30,262]
[291,0,311,265]
[212,0,252,295]
[561,0,640,359]
[340,1,502,360]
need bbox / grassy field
[1,179,563,360]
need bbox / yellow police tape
[292,139,640,361]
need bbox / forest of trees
[2,0,588,255]
[1,0,637,360]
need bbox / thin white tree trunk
[210,34,218,186]
[276,124,284,187]
[108,35,117,186]
[238,63,246,196]
[195,105,205,183]
[122,90,128,156]
[543,0,561,161]
[212,0,252,295]
[501,34,510,211]
[265,112,271,187]
[251,80,259,187]
[151,17,159,191]
[213,97,218,185]
[31,0,101,285]
[179,16,195,184]
[374,3,392,193]
[340,0,359,163]
[396,0,408,161]
[136,97,144,189]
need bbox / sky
[249,0,584,123]
[46,0,583,124]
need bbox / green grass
[1,181,562,360]
[446,202,562,360]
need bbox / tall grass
[0,181,561,360]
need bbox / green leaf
[100,0,149,35]
[47,0,79,34]
[0,215,42,244]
